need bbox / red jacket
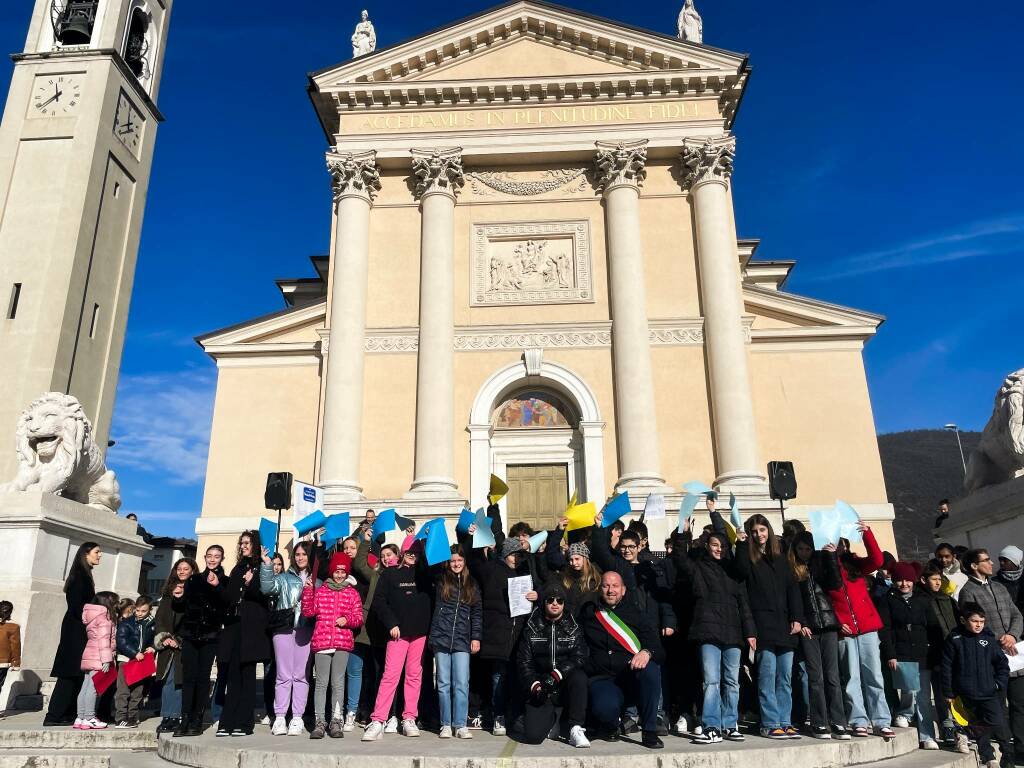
[301,582,364,653]
[827,529,884,637]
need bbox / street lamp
[944,423,967,477]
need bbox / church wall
[749,347,888,505]
[359,353,418,499]
[366,171,421,329]
[650,344,716,486]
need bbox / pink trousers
[371,635,426,722]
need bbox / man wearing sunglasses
[516,582,590,748]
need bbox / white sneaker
[260,714,271,726]
[894,716,910,729]
[955,734,970,754]
[362,721,384,741]
[401,718,420,737]
[492,716,506,736]
[342,712,356,732]
[287,717,304,736]
[468,715,483,730]
[455,727,473,739]
[675,715,689,735]
[692,724,703,736]
[73,719,84,730]
[84,717,107,729]
[384,715,399,733]
[569,725,591,748]
[920,738,939,750]
[271,716,287,736]
[439,725,452,738]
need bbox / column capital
[411,147,465,201]
[594,139,648,194]
[327,149,382,203]
[680,135,736,191]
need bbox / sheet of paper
[507,574,534,617]
[472,507,496,548]
[643,493,666,520]
[1007,642,1024,674]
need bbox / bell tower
[0,0,173,478]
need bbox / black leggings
[46,676,83,722]
[521,668,588,744]
[180,638,217,722]
[219,657,257,732]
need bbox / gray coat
[959,576,1024,677]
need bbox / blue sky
[2,1,1021,537]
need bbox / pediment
[744,284,884,346]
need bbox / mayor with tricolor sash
[579,570,666,749]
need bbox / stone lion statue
[1,392,121,513]
[965,369,1024,492]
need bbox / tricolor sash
[595,608,642,654]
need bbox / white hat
[1000,545,1024,568]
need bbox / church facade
[195,0,894,553]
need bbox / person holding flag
[579,570,665,749]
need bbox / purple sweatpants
[273,626,312,717]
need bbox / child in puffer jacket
[76,591,119,730]
[301,552,363,739]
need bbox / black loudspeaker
[767,461,797,501]
[264,472,293,510]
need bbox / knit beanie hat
[567,542,590,560]
[328,552,352,576]
[542,581,568,603]
[890,561,918,583]
[1000,546,1024,569]
[499,537,523,560]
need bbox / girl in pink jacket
[301,552,363,738]
[76,591,119,730]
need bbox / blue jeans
[700,644,741,730]
[588,662,661,733]
[756,648,794,729]
[839,632,892,728]
[897,667,937,741]
[161,657,182,718]
[346,645,368,714]
[435,651,470,728]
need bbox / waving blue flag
[456,507,476,533]
[372,508,397,541]
[416,517,445,542]
[677,493,701,533]
[425,523,452,566]
[472,507,496,549]
[258,518,278,554]
[294,510,327,537]
[323,512,351,548]
[600,492,631,528]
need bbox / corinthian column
[594,140,666,493]
[318,150,381,500]
[405,148,464,499]
[681,136,768,496]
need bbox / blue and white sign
[292,480,324,527]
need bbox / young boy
[0,600,21,711]
[941,602,1013,768]
[114,595,155,728]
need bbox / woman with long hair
[734,515,804,739]
[546,518,602,616]
[45,542,101,726]
[216,530,270,736]
[788,532,849,739]
[154,557,198,733]
[428,546,482,739]
[260,541,316,736]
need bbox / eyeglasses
[978,557,992,564]
[545,597,565,605]
[619,544,638,551]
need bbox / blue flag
[294,510,327,537]
[456,507,475,533]
[425,523,452,566]
[600,492,631,528]
[472,507,496,549]
[809,508,839,550]
[729,493,742,530]
[258,518,278,554]
[416,517,444,542]
[372,508,397,541]
[835,500,862,544]
[677,493,701,533]
[527,531,547,553]
[323,512,351,548]
[682,480,713,496]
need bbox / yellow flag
[567,490,578,510]
[566,501,597,533]
[722,519,738,545]
[488,474,509,506]
[950,697,971,727]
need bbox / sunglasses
[545,597,565,605]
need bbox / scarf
[1001,566,1023,583]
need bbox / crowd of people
[30,501,1024,763]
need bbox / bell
[55,0,99,46]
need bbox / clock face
[113,92,143,154]
[32,75,82,117]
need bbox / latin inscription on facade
[472,220,592,307]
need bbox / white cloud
[109,369,216,485]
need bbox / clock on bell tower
[0,0,173,479]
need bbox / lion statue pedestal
[0,394,149,710]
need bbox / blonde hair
[562,557,602,594]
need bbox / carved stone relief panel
[465,168,591,199]
[471,219,592,307]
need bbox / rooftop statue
[677,0,703,44]
[352,10,377,58]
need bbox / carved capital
[411,148,465,201]
[680,135,736,190]
[593,140,648,194]
[327,150,381,203]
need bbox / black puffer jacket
[672,537,755,646]
[878,588,935,666]
[591,526,677,631]
[428,579,483,655]
[373,563,433,639]
[516,608,588,690]
[796,552,842,633]
[942,627,1009,700]
[470,554,532,660]
[734,543,804,650]
[173,567,225,642]
[579,593,665,678]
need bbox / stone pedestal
[0,492,150,709]
[942,476,1024,554]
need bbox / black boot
[185,717,204,737]
[641,730,664,749]
[172,718,188,737]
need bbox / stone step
[0,726,158,751]
[0,751,110,768]
[156,725,921,768]
[855,747,977,768]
